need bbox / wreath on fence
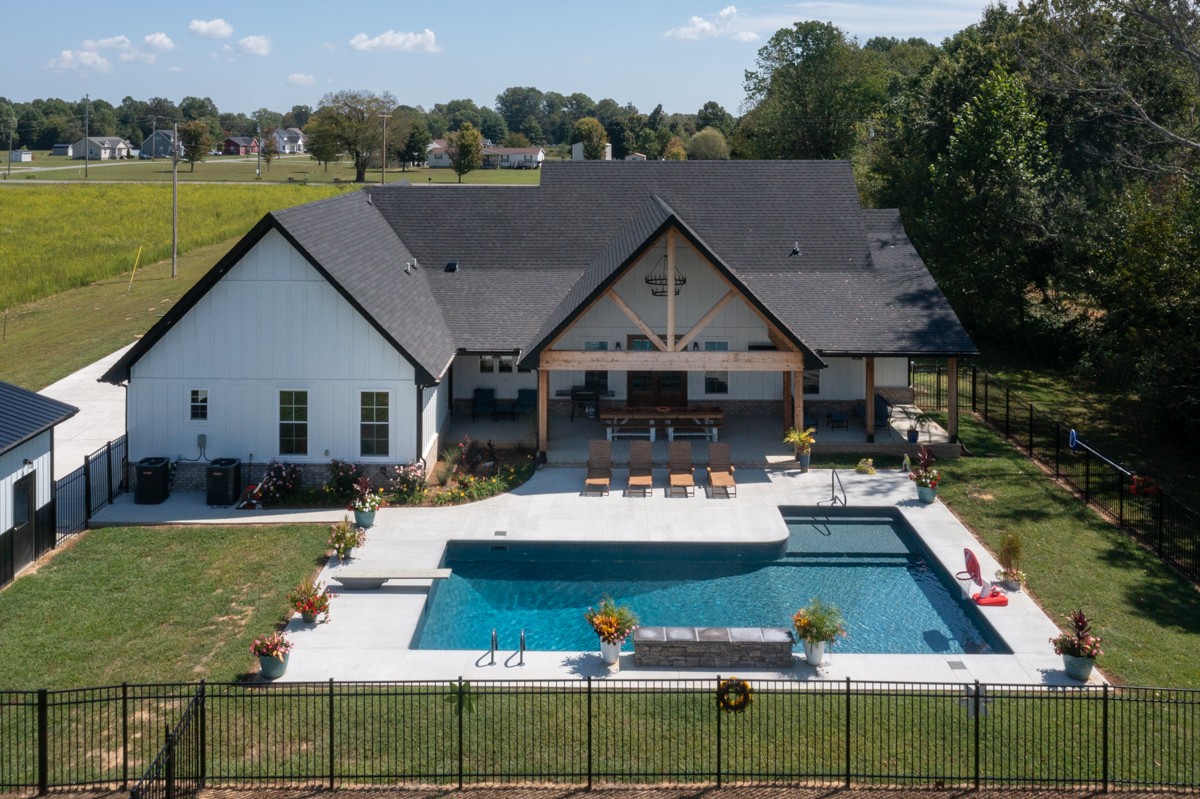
[716,677,753,713]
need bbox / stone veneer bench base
[633,626,795,669]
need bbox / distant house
[625,152,647,161]
[427,146,450,168]
[571,141,612,161]
[8,150,32,163]
[51,144,73,157]
[223,136,259,156]
[273,127,305,154]
[141,130,182,159]
[482,147,545,169]
[0,381,78,587]
[72,137,131,160]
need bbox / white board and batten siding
[127,229,421,465]
[419,381,451,465]
[0,432,52,533]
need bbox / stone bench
[633,626,794,669]
[332,568,451,590]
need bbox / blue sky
[3,1,998,116]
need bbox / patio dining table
[597,406,724,442]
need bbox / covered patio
[443,403,953,468]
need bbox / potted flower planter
[258,653,288,680]
[353,509,376,528]
[802,639,825,666]
[600,640,621,666]
[916,486,937,504]
[797,453,811,473]
[1062,654,1095,681]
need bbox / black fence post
[1119,472,1126,527]
[1157,492,1165,555]
[936,365,943,410]
[973,682,981,791]
[105,441,114,506]
[37,689,48,796]
[457,677,464,790]
[122,682,129,790]
[1102,685,1109,793]
[844,678,852,788]
[83,453,92,523]
[586,676,593,789]
[198,680,206,789]
[971,366,978,412]
[328,678,335,790]
[715,676,722,788]
[164,726,175,799]
[1085,449,1091,504]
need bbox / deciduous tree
[571,116,607,159]
[309,90,396,182]
[686,127,729,159]
[447,121,483,182]
[178,120,213,172]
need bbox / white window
[584,340,609,393]
[360,391,389,457]
[279,390,308,456]
[703,341,729,394]
[189,389,208,421]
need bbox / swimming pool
[412,509,1008,655]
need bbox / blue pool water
[412,511,1007,655]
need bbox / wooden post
[791,371,803,433]
[864,356,876,444]
[947,357,959,444]
[782,371,793,430]
[537,367,549,456]
[666,229,677,349]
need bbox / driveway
[39,345,129,480]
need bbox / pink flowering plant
[1050,609,1104,659]
[347,476,386,513]
[908,445,941,489]
[250,631,292,661]
[258,459,304,505]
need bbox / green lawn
[0,524,329,689]
[4,154,547,185]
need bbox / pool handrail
[818,468,847,506]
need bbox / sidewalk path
[39,345,130,480]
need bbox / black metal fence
[1,679,1198,794]
[54,434,127,541]
[911,364,1200,584]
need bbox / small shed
[52,144,73,157]
[8,150,33,163]
[0,381,78,587]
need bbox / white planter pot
[600,639,621,666]
[803,639,825,666]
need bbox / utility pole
[172,122,178,279]
[83,94,89,178]
[256,124,261,180]
[379,112,391,185]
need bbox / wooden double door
[626,335,687,407]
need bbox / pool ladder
[818,468,847,507]
[489,629,527,667]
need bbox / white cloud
[666,5,759,41]
[348,28,439,52]
[238,35,272,56]
[82,35,131,50]
[287,73,316,86]
[119,49,156,64]
[144,32,175,51]
[169,65,183,73]
[189,18,234,38]
[47,49,112,72]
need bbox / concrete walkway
[92,466,1087,688]
[39,345,130,480]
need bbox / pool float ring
[956,548,1008,607]
[716,677,753,713]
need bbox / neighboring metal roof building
[102,160,977,385]
[0,381,79,455]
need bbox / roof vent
[445,261,459,273]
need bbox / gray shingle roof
[0,381,78,455]
[103,160,975,387]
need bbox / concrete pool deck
[93,465,1090,687]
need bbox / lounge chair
[626,440,654,497]
[584,440,612,496]
[706,443,736,498]
[472,388,496,421]
[667,441,695,497]
[513,388,537,415]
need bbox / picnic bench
[597,407,723,442]
[332,568,452,590]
